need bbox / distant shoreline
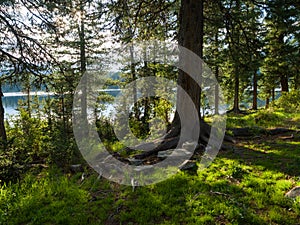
[3,89,121,97]
[3,91,55,97]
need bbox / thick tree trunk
[132,0,206,159]
[131,0,234,160]
[0,84,7,143]
[178,0,203,105]
[173,0,203,126]
[252,71,258,110]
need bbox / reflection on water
[3,95,52,118]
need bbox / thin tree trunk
[0,83,7,142]
[265,97,270,109]
[232,0,241,114]
[233,67,240,113]
[142,55,150,126]
[214,66,219,115]
[27,85,31,117]
[130,44,139,119]
[214,33,219,115]
[280,74,289,93]
[295,70,299,90]
[79,1,87,122]
[252,71,258,110]
[46,96,52,130]
[61,91,66,132]
[272,87,275,102]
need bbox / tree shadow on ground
[219,134,300,178]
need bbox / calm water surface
[3,90,120,119]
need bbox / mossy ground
[1,110,300,225]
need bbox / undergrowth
[1,109,300,224]
[226,109,300,129]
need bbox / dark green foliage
[262,0,300,93]
[0,109,51,183]
[0,108,82,183]
[96,117,117,142]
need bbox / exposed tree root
[130,120,235,160]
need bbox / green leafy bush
[0,109,51,183]
[276,90,300,113]
[0,109,79,183]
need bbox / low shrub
[276,90,300,113]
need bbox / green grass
[2,156,300,224]
[0,168,114,225]
[1,109,300,224]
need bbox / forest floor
[1,109,300,225]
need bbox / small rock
[157,149,192,158]
[285,186,300,198]
[268,128,293,135]
[157,149,173,158]
[231,128,252,137]
[179,160,197,171]
[70,164,83,173]
[182,141,198,150]
[128,158,143,166]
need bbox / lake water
[3,92,54,119]
[3,90,271,120]
[3,90,121,119]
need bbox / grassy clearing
[1,110,300,225]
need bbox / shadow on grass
[113,174,267,225]
[219,137,300,177]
